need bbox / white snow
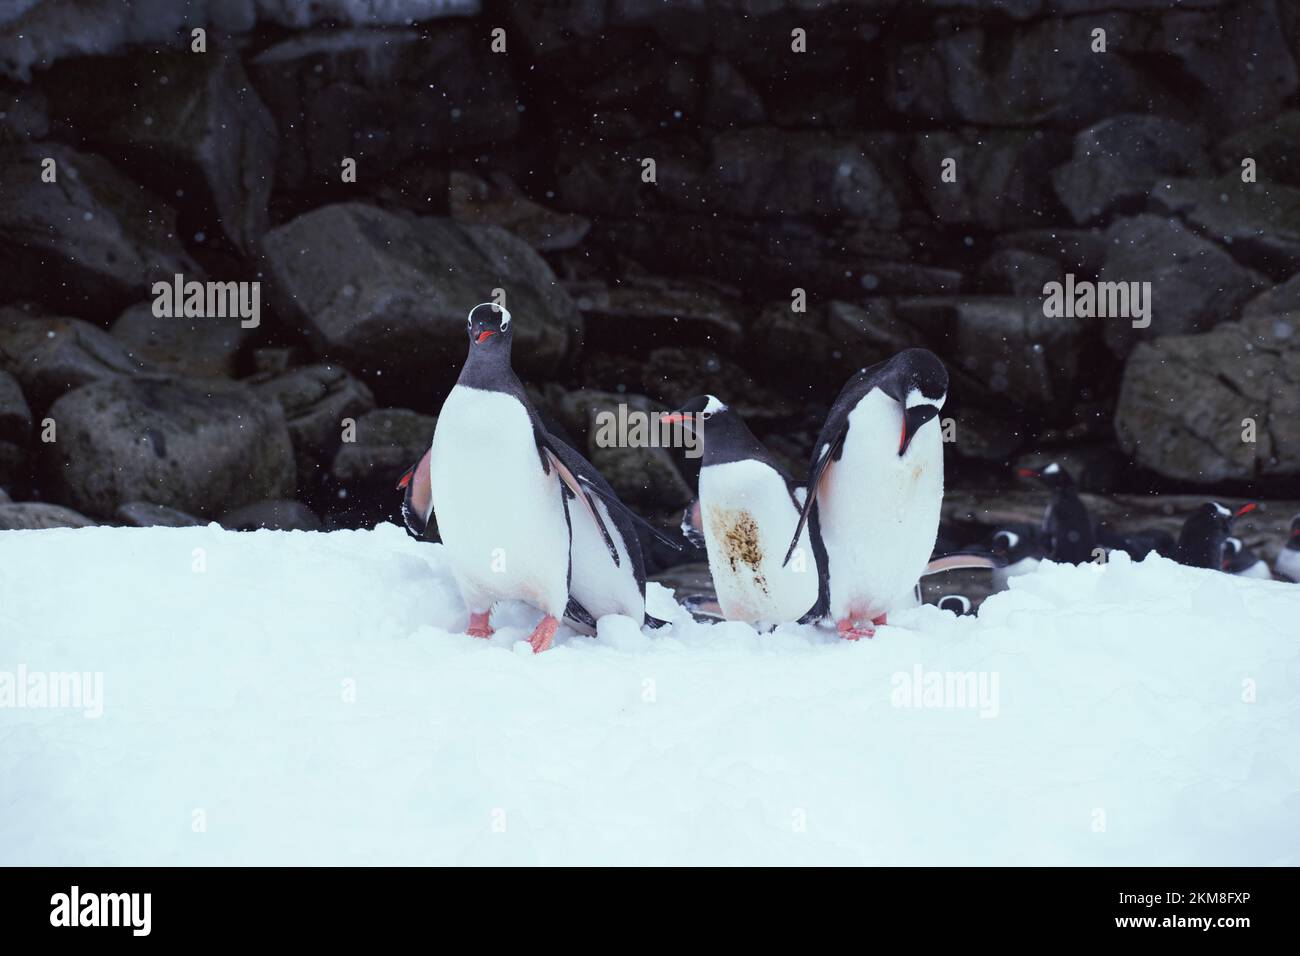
[1,522,1298,865]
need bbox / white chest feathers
[428,386,570,616]
[817,389,944,620]
[698,459,820,624]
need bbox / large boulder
[0,307,147,414]
[0,369,30,444]
[449,171,590,252]
[0,502,94,530]
[1051,115,1210,224]
[111,301,249,380]
[0,143,197,319]
[1151,174,1300,268]
[572,276,744,353]
[1213,110,1300,188]
[1099,214,1267,356]
[253,364,376,481]
[913,129,1070,230]
[41,377,296,519]
[261,203,579,403]
[330,408,437,486]
[886,15,1160,128]
[40,51,276,252]
[1115,312,1300,483]
[249,25,515,192]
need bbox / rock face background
[0,0,1297,562]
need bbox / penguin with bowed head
[782,348,955,640]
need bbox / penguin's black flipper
[644,614,672,629]
[782,430,845,566]
[564,596,599,630]
[542,444,622,567]
[395,448,433,540]
[574,474,684,552]
[680,500,707,549]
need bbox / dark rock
[0,502,95,530]
[261,203,579,403]
[42,378,296,519]
[1099,214,1267,355]
[111,301,248,379]
[1244,273,1300,318]
[642,347,791,427]
[573,276,744,353]
[331,408,437,485]
[249,25,516,193]
[993,228,1110,275]
[40,51,276,252]
[0,143,197,319]
[0,0,479,81]
[115,501,203,528]
[1051,115,1210,225]
[701,57,765,126]
[0,368,30,443]
[1215,111,1300,187]
[1151,174,1300,268]
[979,249,1061,296]
[1150,0,1297,135]
[0,83,48,142]
[0,486,9,503]
[0,441,26,490]
[827,300,930,365]
[220,499,322,532]
[449,171,590,252]
[0,307,147,414]
[253,364,377,480]
[1115,311,1300,483]
[703,128,902,227]
[887,15,1161,129]
[913,129,1070,230]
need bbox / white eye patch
[905,387,946,409]
[702,395,726,415]
[467,302,512,329]
[995,531,1020,549]
[1043,463,1060,475]
[1212,502,1232,519]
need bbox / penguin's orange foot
[872,613,887,627]
[466,611,494,639]
[528,615,559,654]
[837,618,876,641]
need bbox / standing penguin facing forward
[784,349,948,640]
[666,395,826,626]
[427,303,635,653]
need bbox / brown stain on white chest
[707,505,768,595]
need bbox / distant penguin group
[401,307,1006,650]
[988,461,1298,588]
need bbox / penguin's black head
[466,302,513,351]
[937,594,973,616]
[886,349,947,457]
[1018,461,1073,488]
[990,528,1025,561]
[663,394,727,433]
[1288,513,1300,548]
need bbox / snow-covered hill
[1,522,1297,865]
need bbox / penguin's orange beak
[1235,503,1257,518]
[475,330,496,344]
[1017,467,1039,479]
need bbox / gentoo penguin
[937,594,973,616]
[1018,462,1095,563]
[664,395,826,625]
[1222,537,1273,579]
[425,303,650,652]
[1175,501,1255,570]
[1277,514,1300,582]
[989,524,1043,590]
[783,348,949,640]
[1097,525,1177,561]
